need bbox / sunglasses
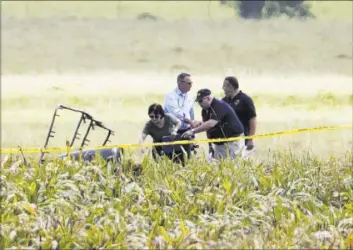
[197,97,206,103]
[181,80,193,86]
[149,115,161,119]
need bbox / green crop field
[1,1,353,249]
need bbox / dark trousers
[176,127,195,160]
[152,146,185,165]
[151,134,191,167]
[243,127,250,146]
[151,146,163,160]
[151,127,197,166]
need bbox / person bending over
[139,103,182,161]
[182,89,245,160]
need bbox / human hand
[170,129,178,140]
[141,147,147,154]
[170,134,177,141]
[182,130,194,139]
[208,145,215,157]
[171,130,178,136]
[246,139,255,150]
[190,120,202,128]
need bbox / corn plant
[1,149,352,249]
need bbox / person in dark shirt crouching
[222,76,257,150]
[139,103,181,160]
[182,89,245,160]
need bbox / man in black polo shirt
[222,76,257,150]
[181,88,245,160]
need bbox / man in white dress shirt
[164,73,200,133]
[164,73,201,159]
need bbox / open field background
[2,1,353,76]
[1,1,353,249]
[2,1,352,161]
[2,72,353,162]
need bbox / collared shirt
[222,90,256,136]
[201,98,244,144]
[164,87,195,130]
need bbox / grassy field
[1,1,353,75]
[2,1,352,20]
[1,1,353,249]
[1,146,353,249]
[2,72,352,160]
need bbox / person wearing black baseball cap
[182,88,245,160]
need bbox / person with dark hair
[139,103,182,161]
[182,89,245,160]
[222,76,257,151]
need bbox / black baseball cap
[195,88,211,102]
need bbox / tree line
[219,0,315,19]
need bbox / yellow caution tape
[1,125,352,154]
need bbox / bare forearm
[175,121,182,131]
[139,133,147,144]
[249,117,256,136]
[193,120,216,133]
[183,118,192,125]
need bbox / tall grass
[1,149,352,249]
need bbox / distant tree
[262,0,315,19]
[219,0,315,19]
[238,0,266,19]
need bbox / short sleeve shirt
[201,98,244,144]
[142,113,179,142]
[222,91,256,135]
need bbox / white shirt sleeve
[164,93,186,121]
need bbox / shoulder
[164,113,173,120]
[212,99,231,113]
[221,96,228,102]
[165,113,178,122]
[215,98,231,108]
[164,89,177,99]
[143,120,152,132]
[239,91,254,102]
[165,89,176,96]
[144,120,152,127]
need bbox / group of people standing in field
[139,72,257,164]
